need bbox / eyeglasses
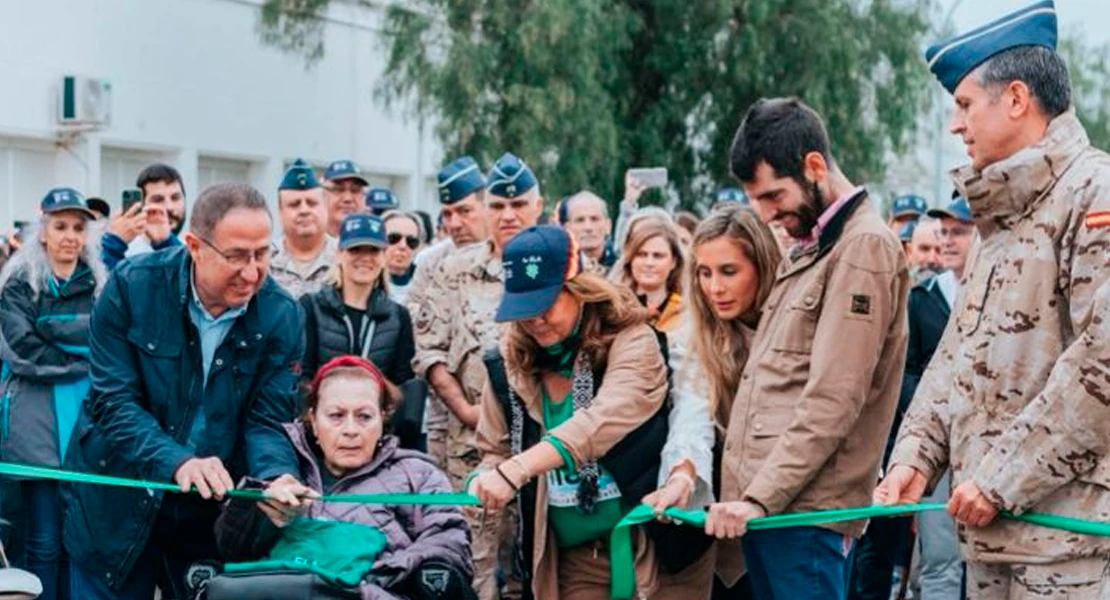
[198,236,270,269]
[387,233,420,250]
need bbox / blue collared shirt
[186,274,248,449]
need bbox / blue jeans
[22,480,69,600]
[741,526,855,600]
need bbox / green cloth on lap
[224,517,388,588]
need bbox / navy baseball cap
[41,187,96,218]
[496,225,584,323]
[437,156,486,205]
[338,213,389,250]
[890,194,928,219]
[323,159,369,186]
[366,188,398,213]
[928,196,974,222]
[926,0,1057,94]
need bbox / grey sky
[944,0,1107,45]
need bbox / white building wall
[0,0,441,231]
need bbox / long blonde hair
[613,220,685,298]
[687,206,782,427]
[503,272,649,376]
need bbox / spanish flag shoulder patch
[1086,210,1110,229]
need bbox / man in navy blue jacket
[63,183,307,600]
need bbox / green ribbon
[609,503,1110,599]
[0,462,479,506]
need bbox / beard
[170,209,186,236]
[778,180,826,239]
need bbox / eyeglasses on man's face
[198,236,270,270]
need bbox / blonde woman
[642,206,782,597]
[299,213,414,403]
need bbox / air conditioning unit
[57,76,112,126]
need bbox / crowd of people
[0,1,1107,599]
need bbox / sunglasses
[387,233,420,250]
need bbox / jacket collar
[47,259,96,299]
[951,109,1089,231]
[173,246,265,345]
[283,421,400,489]
[782,189,869,277]
[317,284,393,320]
[467,240,503,280]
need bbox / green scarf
[537,319,582,377]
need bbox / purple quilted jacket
[215,423,472,600]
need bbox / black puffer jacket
[299,284,416,386]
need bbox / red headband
[310,355,386,398]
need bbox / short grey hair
[189,183,270,238]
[566,191,610,220]
[974,45,1071,118]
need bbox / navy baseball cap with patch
[279,158,320,191]
[41,187,96,218]
[926,0,1057,94]
[928,196,974,222]
[323,159,369,186]
[487,153,538,199]
[366,188,398,212]
[715,187,748,204]
[890,195,928,219]
[437,156,486,205]
[898,220,917,243]
[338,213,389,250]
[496,225,583,323]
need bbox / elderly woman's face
[311,375,383,477]
[42,211,88,268]
[520,290,581,348]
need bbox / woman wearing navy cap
[470,225,711,599]
[299,213,422,449]
[0,187,108,600]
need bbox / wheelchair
[188,559,477,600]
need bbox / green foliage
[259,0,935,211]
[1060,32,1110,152]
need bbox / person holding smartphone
[102,164,187,270]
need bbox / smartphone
[626,167,668,189]
[121,188,143,213]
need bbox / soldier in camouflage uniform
[410,156,489,467]
[414,152,543,600]
[877,3,1110,598]
[269,159,338,298]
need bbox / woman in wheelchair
[212,355,474,600]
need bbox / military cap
[928,196,974,223]
[926,0,1057,94]
[366,187,398,213]
[437,156,486,205]
[890,194,928,220]
[323,159,369,186]
[279,159,320,191]
[40,187,96,218]
[487,152,537,198]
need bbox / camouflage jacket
[891,110,1110,563]
[269,236,338,298]
[411,240,504,456]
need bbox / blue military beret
[890,194,928,219]
[279,159,320,191]
[437,156,486,205]
[487,152,537,198]
[926,0,1057,94]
